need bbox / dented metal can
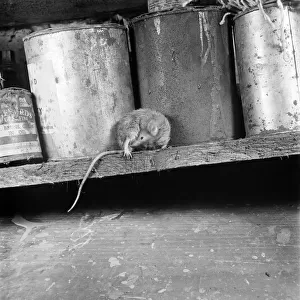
[0,87,42,164]
[132,8,243,145]
[23,25,135,160]
[233,3,300,136]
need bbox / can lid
[23,23,126,42]
[0,87,30,93]
[0,87,31,97]
[132,6,224,23]
[233,0,294,21]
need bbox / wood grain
[0,131,299,189]
[0,206,299,299]
[0,0,221,27]
[0,0,147,27]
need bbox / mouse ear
[147,120,158,136]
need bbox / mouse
[67,108,171,212]
[116,108,171,158]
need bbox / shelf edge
[0,131,299,189]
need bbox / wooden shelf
[0,131,299,189]
[0,0,220,27]
[0,0,147,27]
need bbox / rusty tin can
[132,8,243,145]
[0,87,42,164]
[23,25,135,160]
[233,2,300,136]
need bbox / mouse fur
[116,108,171,158]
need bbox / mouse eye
[140,136,144,140]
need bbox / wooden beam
[0,0,148,27]
[0,131,299,189]
[0,0,221,27]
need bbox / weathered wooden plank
[0,0,148,27]
[0,131,299,189]
[0,0,221,27]
[0,205,299,299]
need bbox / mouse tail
[67,150,123,212]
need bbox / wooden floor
[0,157,299,300]
[0,206,299,300]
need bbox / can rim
[132,6,224,23]
[0,87,31,94]
[23,23,126,42]
[233,0,294,21]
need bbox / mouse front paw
[123,149,133,159]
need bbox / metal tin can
[233,2,300,136]
[23,25,135,160]
[132,8,243,145]
[0,87,42,164]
